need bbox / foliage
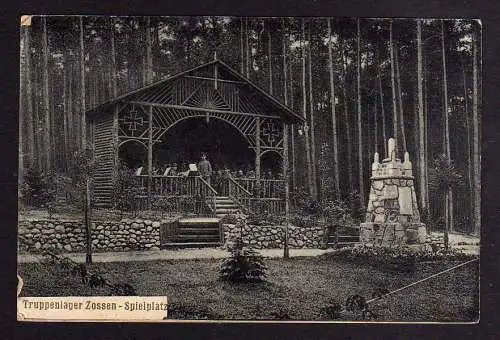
[219,237,266,283]
[323,244,477,273]
[428,154,463,192]
[115,164,142,216]
[43,251,137,296]
[345,294,378,320]
[20,166,57,208]
[319,299,343,320]
[151,197,176,218]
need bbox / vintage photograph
[17,15,480,322]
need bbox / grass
[18,256,478,322]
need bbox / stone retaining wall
[19,218,328,253]
[19,219,161,253]
[223,223,326,249]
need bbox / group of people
[134,154,282,181]
[134,154,213,178]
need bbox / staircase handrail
[197,176,217,216]
[227,174,253,197]
[198,176,218,195]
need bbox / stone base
[360,222,426,247]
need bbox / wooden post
[148,105,153,210]
[283,122,290,258]
[255,117,261,191]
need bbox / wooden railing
[135,175,217,215]
[225,174,253,208]
[235,177,285,199]
[134,175,285,215]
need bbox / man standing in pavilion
[198,153,213,185]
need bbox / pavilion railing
[134,175,285,215]
[235,178,285,199]
[135,175,216,215]
[219,174,253,209]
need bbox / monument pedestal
[360,138,426,247]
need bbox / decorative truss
[116,61,294,156]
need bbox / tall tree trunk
[68,60,74,157]
[463,68,473,228]
[472,25,481,236]
[42,16,51,172]
[389,20,398,157]
[79,16,87,148]
[289,62,296,189]
[341,40,354,197]
[417,20,428,217]
[110,17,118,98]
[301,19,313,197]
[245,18,250,78]
[395,48,407,152]
[441,20,452,247]
[377,47,387,156]
[20,27,26,186]
[327,18,340,199]
[356,18,365,207]
[308,24,318,199]
[240,18,244,74]
[62,63,68,171]
[423,48,430,216]
[145,17,153,84]
[282,20,294,189]
[267,26,273,95]
[23,23,35,169]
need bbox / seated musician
[163,164,171,176]
[169,163,178,176]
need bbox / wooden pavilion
[86,59,303,216]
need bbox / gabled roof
[87,59,304,124]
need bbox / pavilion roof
[87,59,304,124]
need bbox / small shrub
[322,244,476,273]
[20,167,57,208]
[345,294,377,320]
[219,237,266,283]
[319,300,343,320]
[269,307,292,320]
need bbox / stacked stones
[18,219,161,253]
[92,219,161,251]
[360,138,426,246]
[19,220,85,252]
[222,223,325,249]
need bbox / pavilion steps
[161,217,223,248]
[211,196,242,217]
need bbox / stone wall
[223,223,326,249]
[19,219,161,253]
[19,218,328,253]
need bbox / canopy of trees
[19,16,481,234]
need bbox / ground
[18,256,478,322]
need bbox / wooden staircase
[160,217,224,248]
[212,196,242,217]
[93,116,115,208]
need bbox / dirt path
[17,248,338,264]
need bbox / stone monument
[360,138,426,246]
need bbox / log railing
[135,175,217,215]
[134,175,285,215]
[235,177,285,199]
[226,174,253,208]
